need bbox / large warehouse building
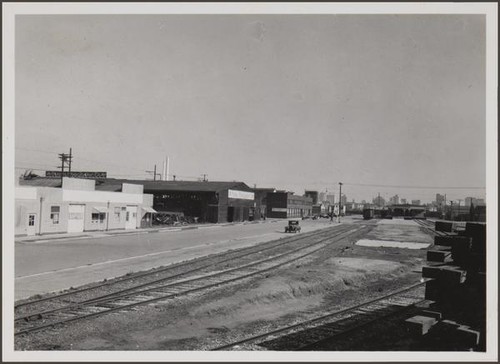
[21,177,256,224]
[136,180,255,223]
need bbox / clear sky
[15,14,486,203]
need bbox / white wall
[122,183,143,194]
[15,187,37,200]
[62,177,95,191]
[62,189,143,204]
[143,193,153,207]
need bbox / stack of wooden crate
[405,221,486,350]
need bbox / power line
[342,182,485,190]
[15,147,59,155]
[15,166,50,171]
[15,162,59,168]
[289,180,486,190]
[16,146,149,174]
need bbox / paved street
[15,219,349,300]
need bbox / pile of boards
[405,221,486,351]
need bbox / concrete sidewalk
[15,219,281,244]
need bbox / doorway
[27,214,36,236]
[68,204,85,233]
[125,206,137,229]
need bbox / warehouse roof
[19,177,252,193]
[101,179,253,193]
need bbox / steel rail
[15,225,364,336]
[297,297,428,351]
[414,219,454,237]
[16,225,356,323]
[15,224,339,309]
[211,280,428,351]
[16,225,347,322]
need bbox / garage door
[68,204,85,233]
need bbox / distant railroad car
[363,208,375,220]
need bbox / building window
[91,213,106,223]
[114,207,121,221]
[50,206,60,224]
[28,215,35,226]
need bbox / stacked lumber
[405,222,486,351]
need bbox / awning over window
[142,207,157,213]
[93,206,108,213]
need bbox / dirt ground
[15,219,432,351]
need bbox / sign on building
[46,171,107,179]
[228,189,254,200]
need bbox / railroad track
[15,224,367,336]
[212,281,429,351]
[16,223,348,314]
[414,219,452,237]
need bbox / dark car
[285,220,301,233]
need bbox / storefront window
[92,213,106,223]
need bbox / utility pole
[58,150,72,185]
[444,193,446,219]
[106,201,110,231]
[338,182,343,223]
[450,200,454,221]
[67,148,72,177]
[378,192,381,207]
[38,197,44,235]
[146,165,161,181]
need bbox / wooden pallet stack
[405,221,486,350]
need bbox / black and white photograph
[2,2,498,362]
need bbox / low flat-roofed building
[16,177,155,236]
[266,191,313,219]
[252,187,277,220]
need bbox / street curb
[14,219,284,244]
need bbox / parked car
[285,220,301,233]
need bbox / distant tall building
[411,199,421,205]
[340,194,347,206]
[372,195,386,207]
[400,198,407,204]
[436,193,446,206]
[304,190,319,205]
[476,198,485,205]
[465,197,477,206]
[326,194,335,205]
[389,194,400,205]
[319,192,327,203]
